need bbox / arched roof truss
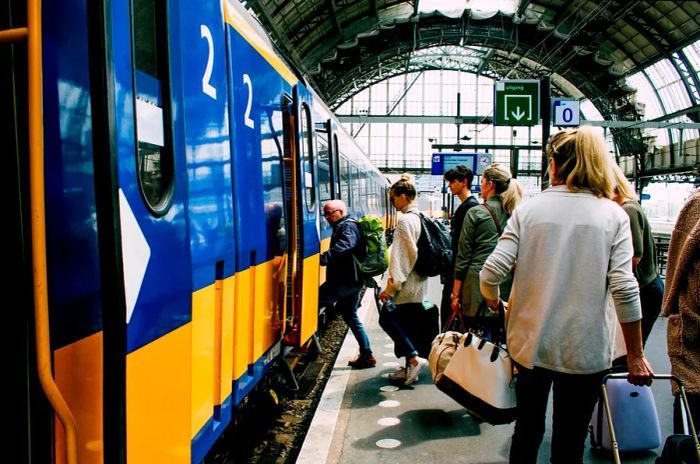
[245,0,700,155]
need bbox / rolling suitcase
[590,375,661,453]
[595,373,700,464]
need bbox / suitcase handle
[600,373,700,464]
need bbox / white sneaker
[404,357,427,386]
[387,367,407,381]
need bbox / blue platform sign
[431,152,492,175]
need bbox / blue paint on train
[107,0,193,353]
[191,396,233,464]
[231,344,279,405]
[228,26,290,271]
[42,0,102,349]
[179,2,237,291]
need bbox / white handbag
[432,302,517,425]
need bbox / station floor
[297,277,674,464]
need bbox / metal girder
[339,115,492,124]
[336,115,700,129]
[671,50,700,106]
[325,0,343,37]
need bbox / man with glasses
[319,200,376,368]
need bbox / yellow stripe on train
[232,258,287,381]
[127,324,191,463]
[223,0,298,86]
[299,253,320,345]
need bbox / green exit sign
[494,80,540,126]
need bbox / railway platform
[298,277,674,464]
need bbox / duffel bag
[428,330,462,383]
[428,307,466,382]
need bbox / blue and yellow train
[4,0,391,462]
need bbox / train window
[262,109,287,257]
[133,0,174,215]
[359,171,367,211]
[332,135,341,198]
[340,156,350,205]
[317,132,331,203]
[299,102,316,212]
[351,166,360,211]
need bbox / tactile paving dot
[383,352,394,357]
[382,361,400,368]
[376,438,401,449]
[379,385,400,392]
[377,417,401,426]
[383,343,393,348]
[378,400,400,408]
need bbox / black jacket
[451,195,480,260]
[320,216,365,287]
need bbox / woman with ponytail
[378,174,429,386]
[479,127,653,463]
[450,163,523,318]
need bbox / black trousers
[509,364,606,464]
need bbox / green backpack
[353,215,389,278]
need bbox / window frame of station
[131,0,175,216]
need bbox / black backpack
[411,212,452,277]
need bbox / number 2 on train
[200,24,217,100]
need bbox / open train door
[282,84,321,348]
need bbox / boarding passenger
[378,175,429,386]
[611,163,664,345]
[440,165,479,329]
[479,127,653,464]
[662,188,700,434]
[450,163,522,320]
[319,200,376,369]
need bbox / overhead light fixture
[428,138,437,143]
[460,135,471,141]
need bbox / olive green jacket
[454,196,512,316]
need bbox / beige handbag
[429,308,465,384]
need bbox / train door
[282,85,320,347]
[225,0,291,407]
[108,0,194,461]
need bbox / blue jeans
[319,282,372,357]
[640,275,664,346]
[378,303,421,359]
[510,364,605,464]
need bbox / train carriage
[4,0,388,462]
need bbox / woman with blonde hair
[610,162,664,346]
[479,127,653,463]
[450,163,523,318]
[378,174,429,386]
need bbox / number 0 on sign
[553,99,580,126]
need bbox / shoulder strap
[483,202,503,236]
[466,196,479,207]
